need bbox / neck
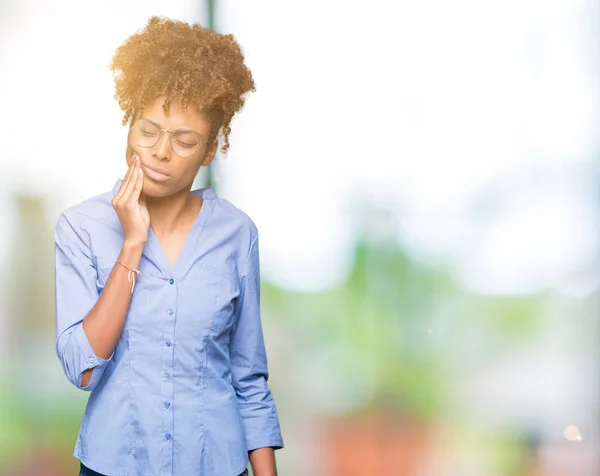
[144,186,201,236]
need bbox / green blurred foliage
[263,233,545,423]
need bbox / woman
[55,17,284,476]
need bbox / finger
[123,153,137,182]
[127,167,144,205]
[115,155,138,203]
[122,157,141,203]
[114,160,134,203]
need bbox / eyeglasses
[131,118,204,157]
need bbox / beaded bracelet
[115,260,143,294]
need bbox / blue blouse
[54,179,284,476]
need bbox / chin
[141,181,173,198]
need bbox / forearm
[80,241,143,386]
[248,447,277,476]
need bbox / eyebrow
[141,117,205,139]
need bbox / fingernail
[133,154,139,162]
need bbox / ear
[200,140,219,167]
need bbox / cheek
[125,147,133,167]
[125,141,138,167]
[126,142,135,159]
[126,145,154,168]
[177,149,205,175]
[126,133,152,164]
[178,159,203,182]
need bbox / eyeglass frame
[130,118,209,157]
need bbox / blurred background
[1,0,599,474]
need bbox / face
[126,96,217,198]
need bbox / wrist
[120,241,145,265]
[123,239,146,251]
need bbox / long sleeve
[230,233,284,451]
[54,213,112,391]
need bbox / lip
[142,164,170,182]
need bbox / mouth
[142,164,170,182]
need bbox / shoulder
[205,191,259,242]
[201,191,261,273]
[55,188,116,240]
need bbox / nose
[154,130,171,161]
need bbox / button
[165,433,172,440]
[164,401,171,409]
[165,341,172,347]
[169,278,174,285]
[168,309,174,315]
[164,371,171,379]
[88,357,96,364]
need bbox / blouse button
[169,278,174,285]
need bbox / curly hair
[110,16,255,155]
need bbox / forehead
[141,96,210,134]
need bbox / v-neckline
[110,180,215,279]
[147,198,203,274]
[147,190,213,278]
